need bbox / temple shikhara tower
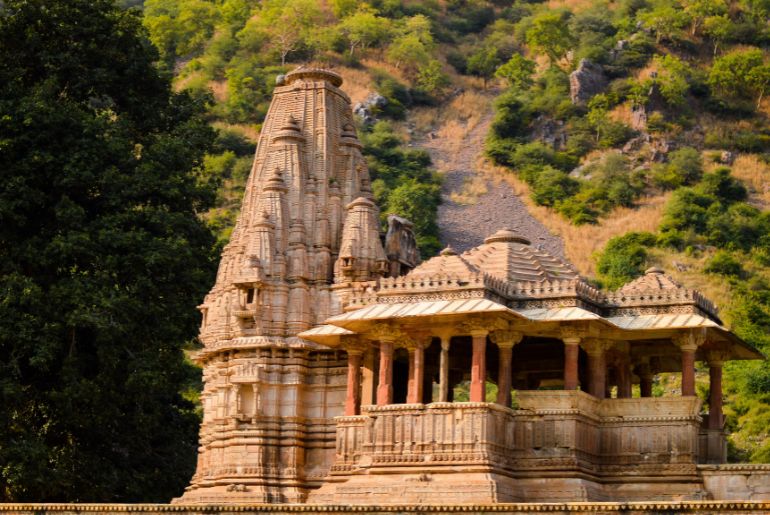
[176,68,770,505]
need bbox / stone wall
[2,502,770,514]
[700,464,770,501]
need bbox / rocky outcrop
[353,93,388,125]
[570,59,607,105]
[384,214,420,277]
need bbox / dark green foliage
[596,232,657,289]
[0,0,216,501]
[651,147,704,190]
[705,250,744,277]
[361,122,442,256]
[372,72,412,119]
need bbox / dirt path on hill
[413,96,566,258]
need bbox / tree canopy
[0,0,216,501]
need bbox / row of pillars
[344,331,723,430]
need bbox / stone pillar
[345,350,363,416]
[681,346,697,396]
[361,347,375,406]
[491,330,523,407]
[638,362,653,398]
[377,339,394,405]
[583,339,609,399]
[438,333,451,402]
[563,337,581,390]
[406,342,425,404]
[675,329,705,397]
[708,353,725,430]
[470,330,489,402]
[615,343,632,399]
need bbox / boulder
[353,93,388,126]
[384,215,420,277]
[569,59,607,105]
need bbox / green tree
[386,34,430,77]
[416,60,450,96]
[703,14,733,55]
[709,48,770,109]
[652,54,692,107]
[637,4,689,43]
[340,7,392,57]
[525,11,574,64]
[495,53,536,91]
[466,46,501,89]
[596,232,657,289]
[682,0,727,36]
[0,0,216,501]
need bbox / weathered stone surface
[3,501,770,514]
[384,214,420,277]
[569,59,607,105]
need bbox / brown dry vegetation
[730,154,770,209]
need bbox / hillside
[132,0,770,462]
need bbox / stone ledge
[2,503,770,513]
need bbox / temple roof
[299,227,764,362]
[406,246,479,278]
[463,229,579,283]
[618,267,684,293]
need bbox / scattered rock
[720,151,735,165]
[569,59,608,105]
[353,93,388,125]
[275,74,286,86]
[623,134,650,154]
[650,138,673,162]
[631,104,647,131]
[673,261,689,272]
[533,116,567,149]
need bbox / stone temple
[174,68,770,505]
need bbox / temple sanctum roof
[301,228,763,362]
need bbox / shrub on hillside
[596,232,657,289]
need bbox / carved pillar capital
[673,328,707,353]
[581,337,613,356]
[366,322,402,344]
[560,324,588,342]
[706,350,729,367]
[490,330,524,349]
[340,335,368,356]
[458,319,489,338]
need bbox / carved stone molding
[490,330,524,348]
[581,337,614,356]
[673,328,708,352]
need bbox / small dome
[465,229,578,283]
[618,267,683,293]
[484,228,531,245]
[284,67,343,87]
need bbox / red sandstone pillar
[640,375,653,397]
[563,337,580,390]
[377,340,394,405]
[496,346,513,406]
[407,344,424,404]
[584,340,608,399]
[345,350,363,416]
[491,330,522,407]
[470,330,488,402]
[617,359,632,399]
[708,358,724,429]
[438,334,451,402]
[681,346,697,397]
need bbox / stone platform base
[2,502,770,514]
[308,471,709,504]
